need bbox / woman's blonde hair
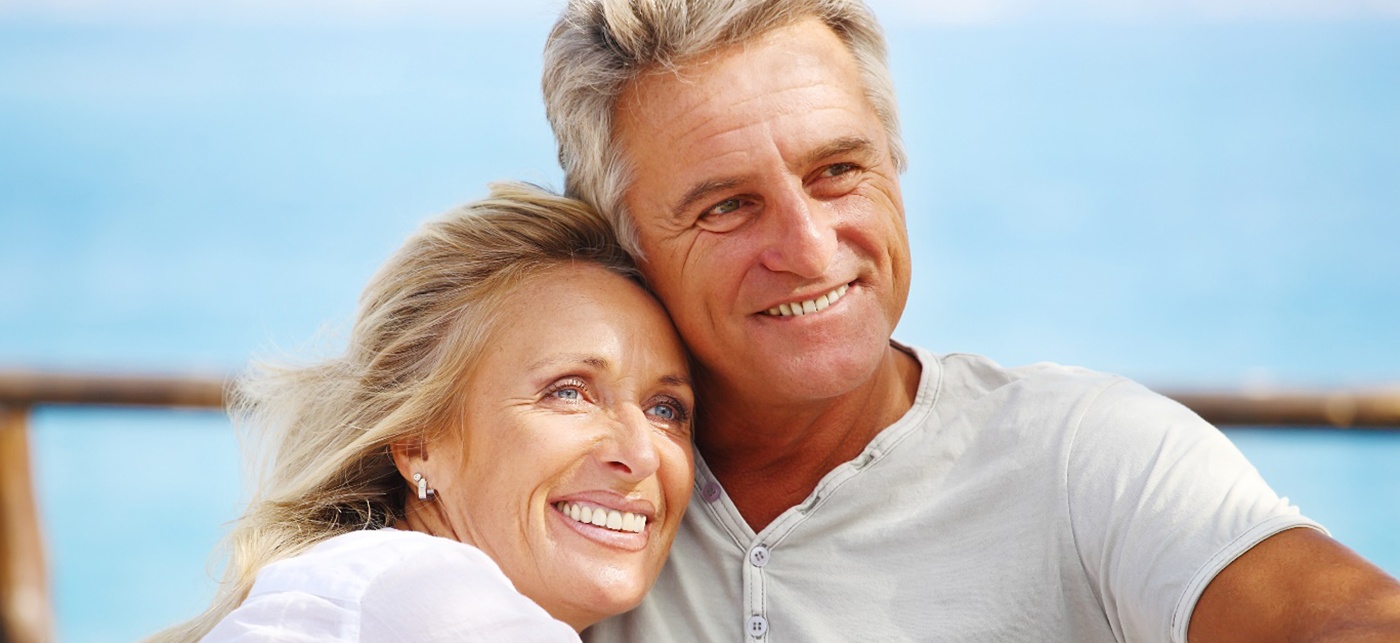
[154,182,636,641]
[542,0,905,258]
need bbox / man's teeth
[554,501,647,533]
[766,283,850,317]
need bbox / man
[542,1,1400,640]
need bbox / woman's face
[425,264,694,630]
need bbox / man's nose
[597,408,661,481]
[758,182,838,278]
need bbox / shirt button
[701,481,721,502]
[746,615,768,638]
[748,545,771,568]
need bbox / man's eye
[696,197,752,233]
[554,388,581,400]
[823,162,857,177]
[706,198,742,217]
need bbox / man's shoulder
[912,347,1132,411]
[902,347,1221,464]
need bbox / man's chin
[713,344,890,405]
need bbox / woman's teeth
[766,283,850,317]
[554,501,647,533]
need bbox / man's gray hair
[543,0,905,257]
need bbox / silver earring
[413,472,436,501]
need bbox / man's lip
[757,281,854,315]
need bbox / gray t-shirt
[585,346,1320,642]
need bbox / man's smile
[763,282,851,317]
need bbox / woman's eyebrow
[659,374,692,389]
[527,354,610,372]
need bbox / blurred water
[30,408,240,642]
[1223,429,1400,570]
[3,16,1398,642]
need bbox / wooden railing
[0,370,1398,642]
[1166,389,1400,429]
[0,371,226,643]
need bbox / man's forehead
[614,18,854,129]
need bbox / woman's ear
[390,437,429,484]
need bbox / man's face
[613,18,911,404]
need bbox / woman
[157,183,694,641]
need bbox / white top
[204,528,579,642]
[584,346,1323,642]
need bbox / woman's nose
[598,408,662,481]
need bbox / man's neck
[695,344,922,532]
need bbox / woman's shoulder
[205,529,579,642]
[246,528,501,603]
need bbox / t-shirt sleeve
[1064,378,1324,643]
[357,540,582,643]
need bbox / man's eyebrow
[667,137,877,222]
[799,136,878,169]
[672,177,744,222]
[663,135,873,221]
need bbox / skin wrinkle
[672,177,744,223]
[625,73,858,224]
[652,130,887,291]
[660,104,869,223]
[797,136,880,175]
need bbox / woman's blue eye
[554,387,581,400]
[648,401,690,423]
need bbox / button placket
[748,545,770,568]
[746,615,769,638]
[742,536,770,641]
[701,480,722,502]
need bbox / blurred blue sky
[2,2,1397,386]
[2,0,1398,640]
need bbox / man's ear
[390,437,429,484]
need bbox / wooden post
[0,405,53,643]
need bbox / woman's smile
[416,263,695,630]
[551,501,651,551]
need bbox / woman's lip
[551,504,649,552]
[549,491,658,520]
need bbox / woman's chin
[522,513,660,628]
[539,574,651,632]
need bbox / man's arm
[1188,527,1400,642]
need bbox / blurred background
[2,0,1398,640]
